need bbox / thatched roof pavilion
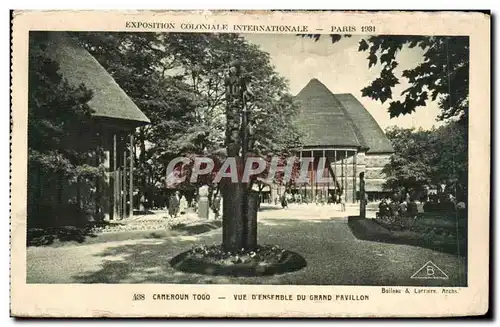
[291,78,394,202]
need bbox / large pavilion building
[291,78,394,203]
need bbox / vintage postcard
[10,10,490,317]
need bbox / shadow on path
[258,206,283,212]
[171,221,222,235]
[72,233,223,283]
[27,222,124,247]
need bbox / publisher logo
[411,261,449,279]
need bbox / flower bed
[90,218,197,234]
[375,215,415,231]
[374,215,459,239]
[170,244,307,277]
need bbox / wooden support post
[129,133,134,218]
[325,150,329,202]
[322,150,326,201]
[353,151,357,203]
[312,156,316,202]
[311,153,314,201]
[341,156,344,197]
[112,133,117,220]
[334,150,337,196]
[117,169,122,219]
[344,150,348,203]
[299,151,303,200]
[122,141,127,219]
[360,172,366,218]
[95,150,100,220]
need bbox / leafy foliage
[77,32,302,197]
[383,127,436,193]
[28,32,108,227]
[383,122,467,199]
[303,35,469,123]
[432,122,468,195]
[167,33,303,156]
[29,32,103,178]
[360,36,469,122]
[75,32,200,194]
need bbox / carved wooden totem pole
[359,172,366,219]
[222,60,258,251]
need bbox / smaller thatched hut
[30,32,150,222]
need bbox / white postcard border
[10,10,490,317]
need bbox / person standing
[408,198,419,219]
[192,198,198,213]
[340,191,346,212]
[296,192,302,205]
[281,192,288,209]
[179,194,188,215]
[399,199,408,217]
[378,198,388,218]
[388,197,398,219]
[168,191,180,218]
[212,194,221,220]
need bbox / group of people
[426,192,465,211]
[167,191,190,219]
[167,190,224,220]
[377,193,418,221]
[278,191,347,211]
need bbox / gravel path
[27,205,466,285]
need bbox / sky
[243,34,443,131]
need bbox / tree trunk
[222,95,247,251]
[246,191,259,249]
[222,178,246,251]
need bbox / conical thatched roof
[43,32,150,126]
[295,78,393,154]
[335,93,394,154]
[295,79,363,149]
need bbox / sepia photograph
[10,10,489,318]
[26,31,468,286]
